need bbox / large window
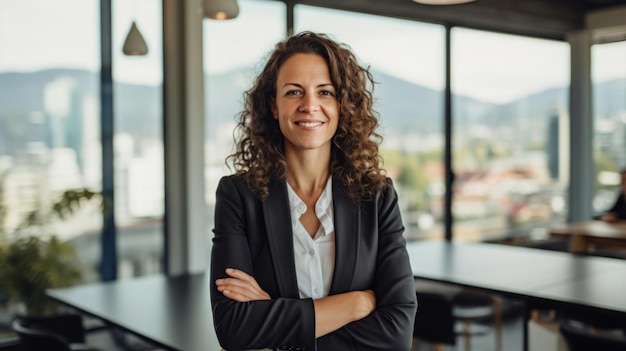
[203,0,287,238]
[112,0,164,279]
[451,28,570,241]
[294,5,446,241]
[592,40,626,214]
[0,0,101,339]
[0,0,102,277]
[0,0,164,294]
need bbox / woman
[211,31,417,351]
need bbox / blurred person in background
[600,168,626,223]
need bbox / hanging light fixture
[413,0,475,4]
[203,0,239,20]
[123,21,149,56]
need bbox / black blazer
[210,175,417,351]
[608,193,626,220]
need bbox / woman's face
[271,53,339,155]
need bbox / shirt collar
[286,176,334,231]
[315,176,333,217]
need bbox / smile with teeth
[296,121,323,127]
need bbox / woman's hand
[215,268,271,302]
[353,289,376,320]
[601,212,617,223]
[312,289,376,338]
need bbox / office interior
[1,0,626,350]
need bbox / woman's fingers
[215,268,271,302]
[217,280,270,301]
[218,285,258,302]
[225,268,263,289]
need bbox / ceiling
[290,0,626,40]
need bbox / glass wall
[0,0,164,324]
[592,40,626,214]
[203,0,287,238]
[112,0,164,279]
[294,6,446,241]
[451,28,570,242]
[0,0,101,339]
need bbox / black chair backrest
[562,308,626,330]
[12,317,73,351]
[559,318,626,351]
[414,290,456,345]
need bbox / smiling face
[271,53,339,156]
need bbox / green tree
[0,188,100,315]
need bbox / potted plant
[0,188,100,316]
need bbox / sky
[1,0,625,104]
[0,0,163,85]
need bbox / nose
[298,93,320,113]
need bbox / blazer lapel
[262,180,300,298]
[329,181,360,294]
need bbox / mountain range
[1,68,624,153]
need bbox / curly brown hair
[227,31,388,202]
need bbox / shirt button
[314,288,321,294]
[308,250,315,256]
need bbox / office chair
[413,289,456,351]
[452,289,502,351]
[561,308,626,331]
[413,280,502,351]
[12,314,101,351]
[559,317,626,351]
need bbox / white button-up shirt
[286,177,335,299]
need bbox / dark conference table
[407,240,626,351]
[48,272,222,351]
[48,240,626,351]
[407,240,626,314]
